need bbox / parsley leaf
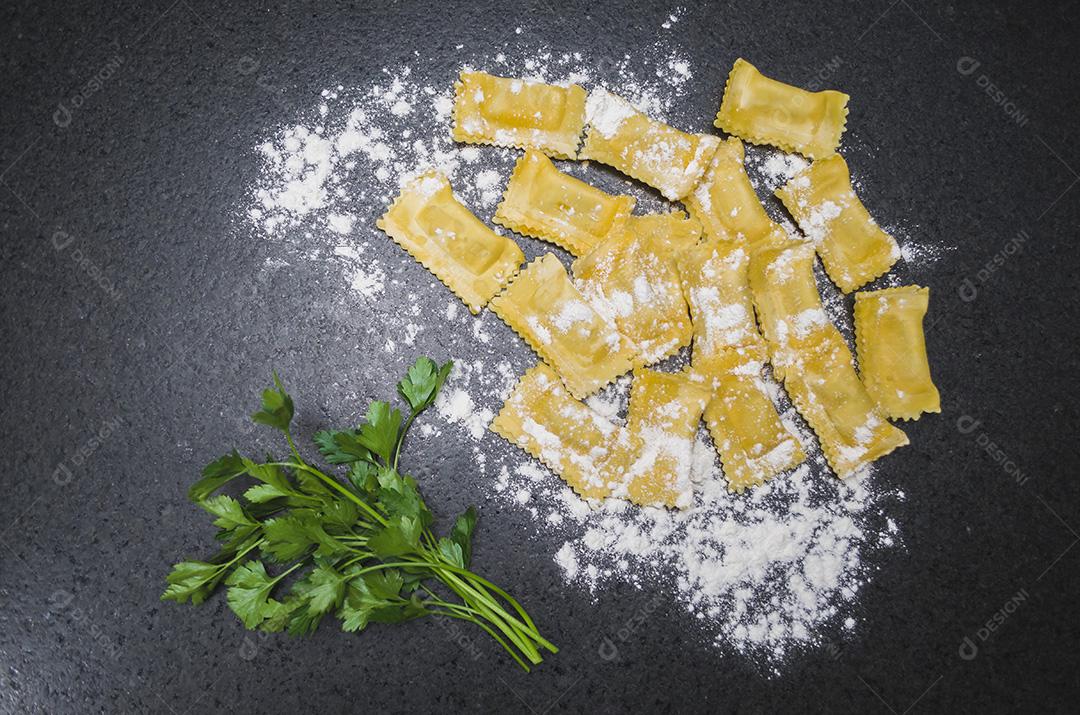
[243,483,290,504]
[338,589,374,633]
[362,569,405,600]
[162,561,227,605]
[437,537,465,568]
[318,499,359,529]
[285,562,347,635]
[313,429,372,464]
[243,459,293,492]
[375,470,432,528]
[298,562,348,614]
[338,570,424,632]
[367,515,422,558]
[258,597,300,633]
[397,357,453,412]
[451,506,478,567]
[261,513,342,562]
[285,603,325,637]
[225,560,282,629]
[199,495,257,531]
[251,372,294,432]
[355,401,401,463]
[346,461,378,494]
[188,450,247,502]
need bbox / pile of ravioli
[376,58,941,509]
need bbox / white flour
[746,149,809,192]
[240,16,923,671]
[485,367,903,671]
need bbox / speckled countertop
[1,1,1078,712]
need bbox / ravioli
[452,71,587,159]
[694,348,805,492]
[573,213,698,365]
[490,253,637,398]
[493,149,635,256]
[782,329,909,477]
[854,285,940,420]
[684,137,782,244]
[776,154,900,293]
[676,238,765,369]
[581,88,720,200]
[377,171,524,314]
[715,58,849,160]
[620,369,710,508]
[491,363,635,498]
[745,242,832,378]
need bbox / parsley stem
[226,539,262,567]
[422,588,541,655]
[421,562,542,663]
[417,555,555,653]
[420,588,484,617]
[342,558,546,666]
[267,461,390,528]
[419,564,546,663]
[345,560,429,574]
[430,608,532,672]
[341,556,361,570]
[284,431,305,466]
[203,537,263,584]
[271,561,303,584]
[392,409,420,471]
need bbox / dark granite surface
[1,0,1078,712]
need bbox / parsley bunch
[162,357,557,670]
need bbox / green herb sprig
[162,357,556,670]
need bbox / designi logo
[956,56,982,76]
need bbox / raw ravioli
[854,285,940,420]
[490,253,637,398]
[377,171,524,314]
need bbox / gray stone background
[1,0,1077,712]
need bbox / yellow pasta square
[676,238,765,367]
[621,369,710,508]
[854,285,941,420]
[684,137,782,244]
[621,212,702,252]
[493,149,635,256]
[452,71,587,159]
[776,154,900,293]
[715,58,849,160]
[694,348,805,492]
[491,363,633,499]
[746,223,804,258]
[783,329,909,478]
[377,171,524,314]
[573,213,698,365]
[581,88,721,200]
[490,253,637,398]
[745,242,832,379]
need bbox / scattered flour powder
[240,16,929,672]
[746,149,809,192]
[485,369,904,671]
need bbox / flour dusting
[238,15,921,673]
